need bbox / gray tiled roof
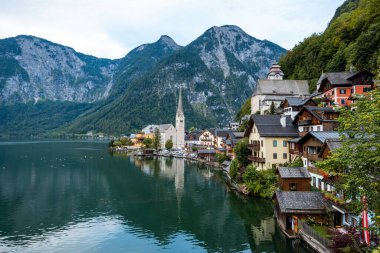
[157,124,174,132]
[325,139,342,151]
[285,96,312,106]
[254,80,310,96]
[278,167,311,179]
[318,72,354,85]
[198,149,216,154]
[309,132,341,143]
[215,129,230,138]
[275,191,326,213]
[252,115,298,137]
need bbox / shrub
[229,159,239,179]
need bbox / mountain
[63,25,286,135]
[279,0,380,92]
[0,25,286,137]
[0,35,118,105]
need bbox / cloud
[0,0,345,59]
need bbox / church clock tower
[175,88,185,149]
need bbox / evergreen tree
[165,139,173,150]
[152,128,161,150]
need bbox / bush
[289,157,304,167]
[233,138,250,167]
[242,165,277,198]
[215,153,229,164]
[229,159,239,179]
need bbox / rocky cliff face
[0,35,117,105]
[64,25,286,134]
[0,26,286,136]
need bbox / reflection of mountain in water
[0,142,311,252]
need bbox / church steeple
[175,87,185,149]
[176,87,184,116]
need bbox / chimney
[280,114,286,128]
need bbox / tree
[242,164,277,198]
[189,126,197,132]
[269,101,276,115]
[152,128,161,150]
[233,137,251,167]
[317,89,380,215]
[142,138,152,148]
[289,157,304,167]
[165,139,173,150]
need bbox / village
[109,62,379,253]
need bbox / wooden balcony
[248,143,260,151]
[289,149,300,155]
[298,119,312,126]
[248,155,265,163]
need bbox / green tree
[233,137,251,167]
[189,126,197,132]
[269,101,276,115]
[229,159,239,179]
[165,139,173,150]
[242,164,277,198]
[317,89,380,215]
[289,157,304,167]
[142,138,152,148]
[152,128,161,150]
[215,153,229,164]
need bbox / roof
[157,124,174,132]
[297,131,341,144]
[214,129,230,138]
[198,149,216,154]
[253,80,309,96]
[275,191,326,214]
[325,138,343,152]
[317,71,375,92]
[252,115,299,137]
[185,130,203,141]
[278,167,311,179]
[288,137,301,143]
[293,106,339,125]
[284,96,315,107]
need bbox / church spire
[176,87,184,116]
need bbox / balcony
[248,143,260,151]
[200,138,212,142]
[298,119,312,126]
[248,155,265,163]
[289,149,300,155]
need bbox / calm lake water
[0,141,313,253]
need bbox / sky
[0,0,345,59]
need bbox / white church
[141,88,185,150]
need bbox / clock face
[275,74,279,78]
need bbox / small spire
[177,87,183,116]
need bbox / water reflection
[0,142,312,252]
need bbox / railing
[298,119,312,126]
[248,143,260,151]
[200,138,212,142]
[299,220,332,248]
[248,155,265,163]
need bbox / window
[318,178,322,189]
[289,183,297,191]
[317,126,321,131]
[273,140,277,147]
[332,90,334,95]
[261,140,263,147]
[364,87,371,92]
[253,128,256,133]
[340,89,346,94]
[283,153,287,159]
[312,177,316,186]
[273,153,277,159]
[341,99,345,105]
[283,141,287,147]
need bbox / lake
[0,141,313,252]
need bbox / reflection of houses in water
[132,156,185,211]
[249,217,275,246]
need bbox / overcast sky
[0,0,345,59]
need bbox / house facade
[277,167,311,191]
[245,115,299,170]
[317,70,374,107]
[292,106,339,136]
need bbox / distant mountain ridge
[0,25,286,137]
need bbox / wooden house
[224,131,244,159]
[280,96,317,120]
[277,167,311,191]
[317,70,374,107]
[273,191,327,238]
[292,106,339,136]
